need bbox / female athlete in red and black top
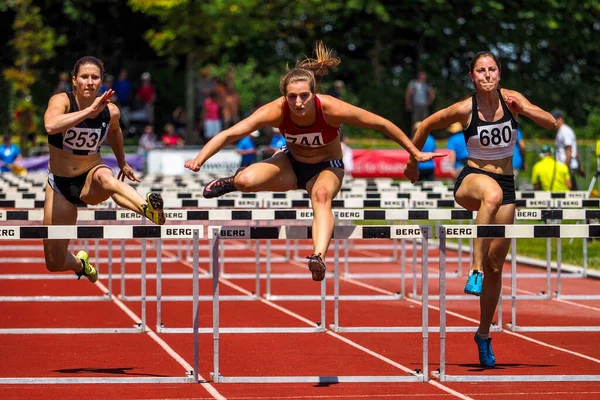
[185,42,443,281]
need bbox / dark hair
[72,56,105,79]
[469,51,501,74]
[279,41,341,95]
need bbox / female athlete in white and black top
[405,51,556,368]
[43,56,165,283]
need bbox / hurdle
[435,223,600,382]
[206,225,429,383]
[0,224,203,384]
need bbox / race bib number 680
[477,121,514,148]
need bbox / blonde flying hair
[279,41,341,95]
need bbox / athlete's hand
[404,158,420,184]
[504,94,524,114]
[413,151,446,163]
[88,90,114,118]
[184,156,203,172]
[118,164,141,182]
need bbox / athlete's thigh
[236,152,298,192]
[80,165,113,205]
[43,182,78,254]
[306,168,345,201]
[454,173,502,211]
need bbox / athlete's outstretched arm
[185,99,283,172]
[320,95,444,162]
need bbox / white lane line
[94,280,226,400]
[346,247,600,364]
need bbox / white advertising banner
[147,148,241,176]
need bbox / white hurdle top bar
[0,224,429,240]
[442,224,600,239]
[0,208,598,222]
[1,198,599,209]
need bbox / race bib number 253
[63,127,103,151]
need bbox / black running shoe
[203,176,236,199]
[307,253,326,281]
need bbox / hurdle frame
[208,225,429,384]
[435,223,600,382]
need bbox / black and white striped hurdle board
[441,224,600,238]
[1,208,599,222]
[207,225,430,239]
[2,198,598,209]
[0,225,204,240]
[0,224,428,240]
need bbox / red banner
[351,149,455,179]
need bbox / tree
[2,0,65,156]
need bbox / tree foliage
[2,0,65,154]
[1,0,599,141]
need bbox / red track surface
[1,237,600,399]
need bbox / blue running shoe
[464,270,483,296]
[474,331,496,368]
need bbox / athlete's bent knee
[311,187,331,206]
[233,170,254,192]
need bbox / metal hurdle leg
[139,238,147,332]
[106,239,113,298]
[156,239,163,331]
[192,230,200,382]
[120,238,126,299]
[436,228,448,381]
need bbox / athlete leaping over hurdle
[43,56,166,283]
[184,41,443,281]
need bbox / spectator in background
[414,121,436,181]
[136,72,156,125]
[203,91,222,141]
[161,123,184,147]
[553,109,584,190]
[328,80,345,99]
[532,144,571,192]
[0,135,23,173]
[236,130,260,167]
[512,128,527,189]
[270,127,286,151]
[137,125,157,172]
[405,71,435,129]
[99,74,115,98]
[54,72,71,94]
[113,69,132,108]
[340,135,354,177]
[170,106,187,135]
[197,68,216,110]
[446,122,468,178]
[223,71,241,129]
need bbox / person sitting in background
[414,121,436,181]
[161,123,184,147]
[446,122,468,178]
[236,130,260,168]
[0,135,23,174]
[531,144,571,192]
